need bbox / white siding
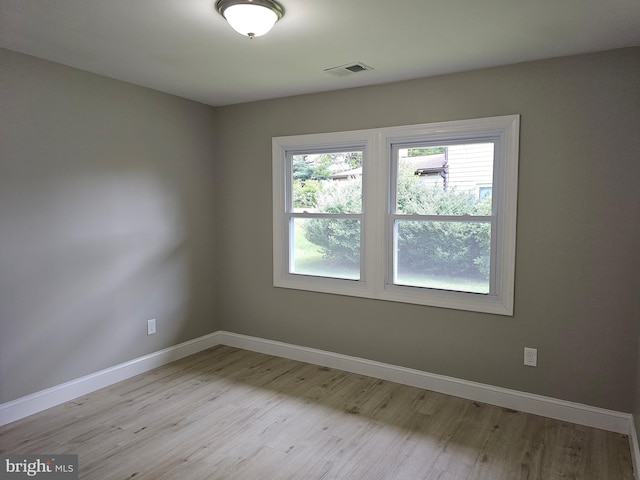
[417,173,445,188]
[447,143,494,196]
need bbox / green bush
[303,173,492,279]
[396,218,491,279]
[293,179,321,209]
[304,217,361,267]
[303,179,362,266]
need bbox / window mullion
[287,212,362,220]
[390,214,493,223]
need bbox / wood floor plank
[0,346,634,479]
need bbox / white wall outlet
[524,347,537,367]
[147,319,156,335]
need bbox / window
[391,142,494,294]
[478,186,493,200]
[273,115,519,315]
[289,149,363,280]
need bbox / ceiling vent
[324,62,374,77]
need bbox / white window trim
[273,115,520,315]
[272,129,377,299]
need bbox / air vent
[324,62,374,77]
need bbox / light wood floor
[0,346,634,479]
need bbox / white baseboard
[216,331,633,436]
[0,332,221,427]
[1,329,635,447]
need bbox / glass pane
[396,143,494,215]
[291,151,363,214]
[394,220,491,293]
[291,217,360,280]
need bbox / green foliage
[292,152,363,210]
[394,162,491,279]
[341,151,364,169]
[293,180,321,209]
[315,179,362,214]
[303,179,361,265]
[301,171,492,280]
[292,157,314,181]
[304,217,361,267]
[292,151,363,184]
[407,146,445,157]
[397,217,491,279]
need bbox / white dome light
[216,0,285,39]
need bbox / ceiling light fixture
[215,0,284,39]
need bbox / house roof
[329,167,363,180]
[405,154,448,175]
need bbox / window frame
[285,146,366,281]
[273,115,520,315]
[273,129,378,299]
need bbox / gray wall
[2,46,639,414]
[214,47,640,412]
[0,48,219,403]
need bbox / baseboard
[1,329,634,442]
[0,332,221,427]
[216,331,633,435]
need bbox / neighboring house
[328,167,362,180]
[402,143,494,198]
[330,144,494,199]
[403,153,448,189]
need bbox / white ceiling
[1,0,639,106]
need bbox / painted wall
[2,46,639,414]
[0,48,220,403]
[214,48,640,412]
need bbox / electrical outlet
[147,319,156,335]
[524,347,537,367]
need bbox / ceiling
[1,0,639,107]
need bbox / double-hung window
[287,147,364,281]
[273,115,519,315]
